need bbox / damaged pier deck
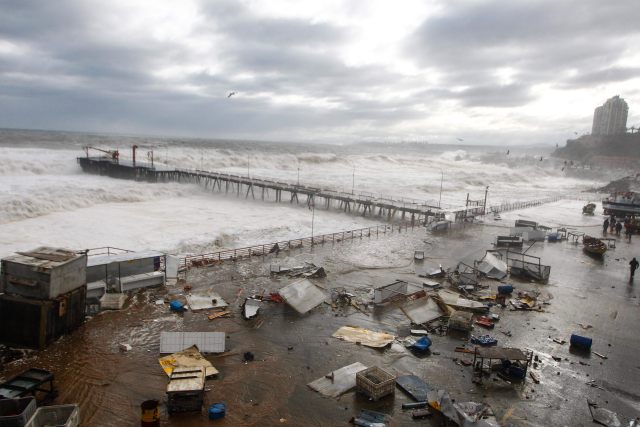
[78,157,479,224]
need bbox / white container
[25,405,79,427]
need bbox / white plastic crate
[25,405,79,427]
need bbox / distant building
[592,95,628,135]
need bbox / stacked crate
[0,247,87,349]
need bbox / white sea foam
[0,133,610,258]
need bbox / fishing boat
[602,192,640,216]
[582,203,596,215]
[583,235,607,256]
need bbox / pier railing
[181,223,412,270]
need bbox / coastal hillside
[592,173,640,193]
[552,133,640,163]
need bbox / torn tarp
[332,326,395,348]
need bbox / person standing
[630,257,639,280]
[603,218,609,235]
[616,221,623,236]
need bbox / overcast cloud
[0,0,639,144]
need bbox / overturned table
[472,347,533,384]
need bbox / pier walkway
[77,156,485,224]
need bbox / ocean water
[0,129,610,258]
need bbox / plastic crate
[0,397,36,427]
[25,405,79,427]
[356,367,396,401]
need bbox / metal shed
[1,247,86,300]
[86,250,165,293]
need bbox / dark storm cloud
[0,0,638,141]
[407,0,640,107]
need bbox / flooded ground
[1,201,639,426]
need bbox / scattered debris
[470,335,498,346]
[307,362,367,398]
[185,291,228,311]
[593,351,608,359]
[243,352,255,362]
[449,310,474,332]
[414,250,425,261]
[351,409,389,427]
[242,298,261,320]
[406,336,432,352]
[207,310,231,320]
[271,263,326,278]
[588,400,621,427]
[529,371,540,384]
[100,293,127,310]
[356,367,396,401]
[332,326,395,348]
[119,343,132,352]
[166,366,205,414]
[474,316,495,329]
[570,334,593,351]
[158,345,219,377]
[169,300,186,313]
[475,251,508,280]
[401,295,446,324]
[374,280,424,305]
[159,332,226,354]
[278,279,326,314]
[438,290,488,312]
[396,375,432,402]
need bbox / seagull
[457,138,464,142]
[227,91,237,98]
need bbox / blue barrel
[169,300,184,312]
[570,334,592,350]
[497,285,514,295]
[208,403,226,420]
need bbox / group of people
[603,215,635,241]
[601,216,638,281]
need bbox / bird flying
[456,138,464,142]
[227,92,237,98]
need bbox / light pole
[351,164,355,195]
[297,159,300,186]
[438,170,444,208]
[483,186,489,215]
[247,153,250,178]
[310,200,315,244]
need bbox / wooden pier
[77,156,484,224]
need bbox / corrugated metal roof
[87,250,165,267]
[2,247,83,269]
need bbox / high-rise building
[591,95,628,135]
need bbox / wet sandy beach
[1,201,639,426]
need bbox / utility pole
[351,165,355,195]
[483,186,489,215]
[247,153,250,178]
[311,201,315,244]
[297,159,300,186]
[438,170,444,208]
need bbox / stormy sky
[1,0,639,145]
